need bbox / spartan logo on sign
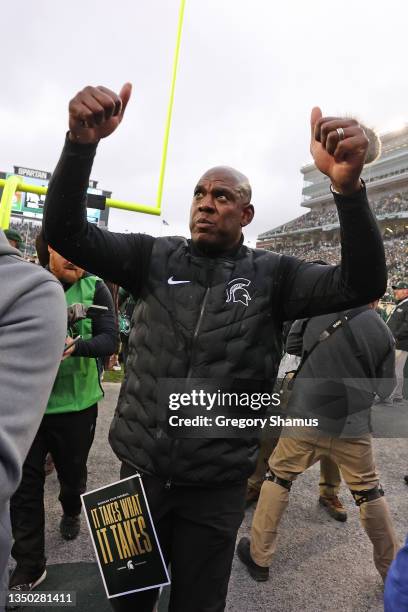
[226,278,252,307]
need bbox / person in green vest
[8,246,118,598]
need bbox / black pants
[110,464,247,612]
[10,404,98,575]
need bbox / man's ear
[241,204,254,227]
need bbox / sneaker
[59,514,80,540]
[319,495,347,522]
[7,568,47,610]
[236,537,269,581]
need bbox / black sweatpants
[10,404,98,575]
[110,464,247,612]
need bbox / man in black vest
[43,84,386,612]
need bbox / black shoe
[237,537,269,581]
[404,475,408,485]
[7,568,47,610]
[60,514,80,540]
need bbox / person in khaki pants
[246,349,347,521]
[238,303,400,583]
[318,456,345,520]
[246,434,346,521]
[247,430,397,580]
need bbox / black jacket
[286,307,396,436]
[54,271,118,358]
[43,136,387,484]
[387,298,408,351]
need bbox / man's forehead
[198,166,248,188]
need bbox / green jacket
[46,275,103,414]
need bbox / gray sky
[2,0,408,244]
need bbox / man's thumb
[310,106,322,140]
[119,82,132,115]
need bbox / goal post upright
[0,0,186,229]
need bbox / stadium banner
[81,475,170,599]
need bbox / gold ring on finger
[336,127,345,141]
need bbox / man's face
[394,288,408,302]
[7,238,19,249]
[189,167,254,252]
[48,247,84,283]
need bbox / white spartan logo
[226,278,252,307]
[127,560,135,570]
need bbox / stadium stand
[261,236,407,291]
[8,220,41,258]
[257,125,408,293]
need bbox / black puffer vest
[109,237,284,484]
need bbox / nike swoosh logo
[168,276,191,285]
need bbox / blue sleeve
[384,535,408,612]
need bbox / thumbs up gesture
[68,83,132,145]
[310,107,369,195]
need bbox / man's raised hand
[310,107,369,196]
[68,83,132,145]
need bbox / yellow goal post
[0,0,186,230]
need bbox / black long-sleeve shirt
[43,136,387,322]
[60,272,118,358]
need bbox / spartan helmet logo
[226,278,252,307]
[127,560,135,570]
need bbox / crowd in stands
[376,191,408,215]
[386,238,408,288]
[9,218,41,256]
[268,236,408,291]
[261,189,408,237]
[268,208,338,234]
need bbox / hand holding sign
[82,475,170,599]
